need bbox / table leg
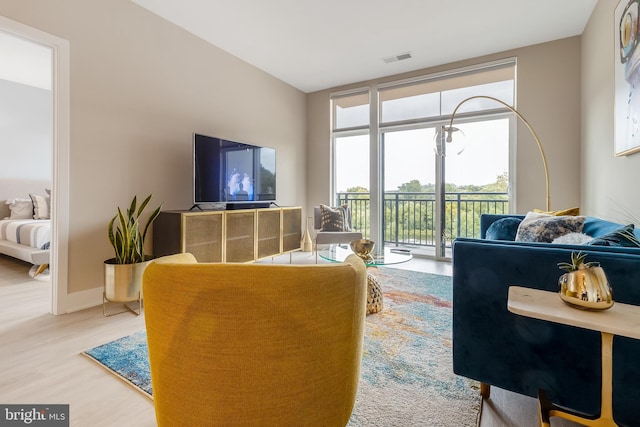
[537,332,617,426]
[480,382,491,399]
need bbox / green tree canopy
[346,186,369,193]
[397,179,424,193]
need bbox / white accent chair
[314,206,363,263]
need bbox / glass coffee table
[319,245,412,314]
[319,244,413,266]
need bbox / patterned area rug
[82,268,480,426]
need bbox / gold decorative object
[558,252,613,310]
[443,95,551,211]
[350,239,375,261]
[301,216,313,252]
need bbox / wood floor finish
[0,253,578,426]
[0,255,156,427]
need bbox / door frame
[0,16,70,315]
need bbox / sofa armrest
[452,238,640,420]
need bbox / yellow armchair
[143,252,367,427]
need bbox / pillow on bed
[30,193,50,220]
[6,198,33,219]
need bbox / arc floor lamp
[442,95,551,212]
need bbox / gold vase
[301,217,313,252]
[558,266,613,310]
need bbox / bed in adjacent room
[0,195,51,276]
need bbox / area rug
[82,267,480,426]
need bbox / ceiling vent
[383,52,413,64]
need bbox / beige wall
[0,0,306,304]
[0,79,52,219]
[582,0,640,222]
[307,37,582,217]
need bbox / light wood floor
[0,252,579,427]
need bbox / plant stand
[103,292,142,317]
[103,259,150,317]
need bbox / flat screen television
[193,133,276,209]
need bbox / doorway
[0,16,70,314]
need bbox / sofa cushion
[533,207,580,216]
[552,232,593,245]
[588,224,640,247]
[515,212,586,243]
[486,217,522,241]
[582,217,640,239]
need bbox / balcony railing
[337,191,509,248]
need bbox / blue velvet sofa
[452,214,640,426]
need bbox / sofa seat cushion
[515,212,586,243]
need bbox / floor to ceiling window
[332,59,515,259]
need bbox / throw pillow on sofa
[552,232,593,245]
[533,207,580,216]
[589,224,640,247]
[515,211,586,243]
[486,217,522,240]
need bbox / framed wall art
[615,0,640,156]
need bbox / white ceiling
[132,0,598,93]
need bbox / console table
[507,286,640,427]
[153,207,301,263]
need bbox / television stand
[153,206,302,263]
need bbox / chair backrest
[143,253,368,427]
[314,206,322,230]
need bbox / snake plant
[107,195,162,264]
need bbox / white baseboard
[65,286,103,313]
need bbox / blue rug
[82,268,480,426]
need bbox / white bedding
[0,219,50,250]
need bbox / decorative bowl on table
[557,252,614,311]
[350,239,375,261]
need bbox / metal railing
[337,191,509,248]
